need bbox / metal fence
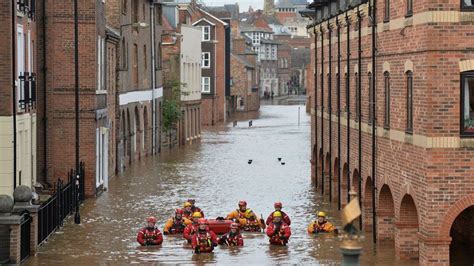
[20,211,31,262]
[37,163,85,245]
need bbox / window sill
[202,66,211,69]
[405,13,413,18]
[96,90,107,95]
[405,129,413,135]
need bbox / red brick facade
[310,2,474,265]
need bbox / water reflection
[27,105,414,265]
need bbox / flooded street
[27,104,413,265]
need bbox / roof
[232,54,255,69]
[276,0,309,8]
[204,4,239,20]
[240,23,274,33]
[197,6,229,26]
[261,38,281,45]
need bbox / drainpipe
[336,17,341,210]
[150,2,156,155]
[370,0,378,244]
[320,24,324,195]
[345,11,351,204]
[313,27,318,188]
[357,8,363,230]
[42,0,50,186]
[327,20,332,203]
[12,0,17,190]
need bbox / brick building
[162,2,202,146]
[307,0,474,264]
[192,8,228,126]
[230,38,260,112]
[0,1,38,196]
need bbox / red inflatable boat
[207,219,232,235]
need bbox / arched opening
[127,110,132,164]
[120,110,126,171]
[134,106,141,160]
[341,163,348,205]
[363,177,373,232]
[333,157,339,202]
[377,185,395,242]
[325,153,331,195]
[143,106,149,155]
[396,194,419,260]
[312,145,317,185]
[318,148,324,189]
[449,206,474,264]
[352,169,360,193]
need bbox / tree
[162,79,187,148]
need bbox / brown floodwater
[26,104,416,265]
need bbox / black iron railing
[20,211,31,262]
[37,164,85,245]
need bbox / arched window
[406,71,413,132]
[384,72,390,129]
[355,72,360,121]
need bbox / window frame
[384,72,390,129]
[406,71,414,133]
[201,26,210,41]
[461,71,474,136]
[384,0,390,22]
[461,0,474,10]
[355,73,360,122]
[202,77,211,93]
[201,52,210,68]
[406,0,413,17]
[368,72,373,125]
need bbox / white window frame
[202,77,211,93]
[17,24,25,108]
[202,52,210,68]
[202,26,210,41]
[97,35,106,93]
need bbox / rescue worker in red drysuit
[183,212,202,243]
[187,198,205,217]
[266,211,291,246]
[182,202,193,219]
[163,209,191,235]
[137,216,163,246]
[226,200,265,232]
[191,218,218,254]
[218,222,244,247]
[266,202,291,226]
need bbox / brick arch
[396,194,420,260]
[143,106,149,155]
[127,109,132,164]
[341,163,349,205]
[333,157,339,202]
[325,152,331,195]
[440,194,474,238]
[449,205,474,264]
[134,106,141,160]
[377,184,395,242]
[352,169,360,193]
[363,176,374,231]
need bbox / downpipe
[328,21,332,203]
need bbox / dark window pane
[384,0,390,21]
[462,74,474,134]
[407,72,413,132]
[368,73,373,125]
[384,72,390,129]
[462,0,474,9]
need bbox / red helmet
[198,218,208,225]
[146,216,157,223]
[230,222,239,229]
[274,202,283,208]
[238,200,247,206]
[175,209,184,215]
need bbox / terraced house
[307,0,474,264]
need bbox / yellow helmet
[273,211,282,217]
[192,212,202,218]
[183,202,192,208]
[317,211,326,217]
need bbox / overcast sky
[202,0,263,11]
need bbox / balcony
[18,72,36,111]
[17,0,36,19]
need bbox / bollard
[340,239,363,266]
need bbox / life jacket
[224,232,243,246]
[236,209,247,219]
[312,221,335,233]
[172,218,186,233]
[196,231,214,252]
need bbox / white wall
[181,25,202,102]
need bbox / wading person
[192,219,218,254]
[266,211,291,246]
[183,212,202,243]
[307,212,338,234]
[163,209,191,235]
[226,201,265,231]
[218,222,244,246]
[137,216,163,246]
[182,202,193,219]
[266,202,291,226]
[187,198,205,217]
